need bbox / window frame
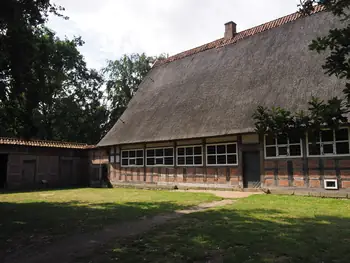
[145,147,175,167]
[109,146,120,163]
[264,134,303,159]
[206,142,238,166]
[109,147,115,163]
[176,145,203,167]
[306,128,350,157]
[121,148,144,167]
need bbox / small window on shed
[109,146,120,164]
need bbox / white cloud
[47,0,300,69]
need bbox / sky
[47,0,300,70]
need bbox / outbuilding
[0,138,92,189]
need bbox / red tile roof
[154,5,325,67]
[0,137,95,149]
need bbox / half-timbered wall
[104,133,350,190]
[106,135,248,189]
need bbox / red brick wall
[108,165,242,186]
[263,157,350,189]
[107,155,350,189]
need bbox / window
[109,146,120,163]
[206,143,238,166]
[121,149,144,167]
[177,145,203,166]
[109,148,115,163]
[109,147,115,163]
[307,128,350,156]
[264,134,302,158]
[324,179,338,190]
[146,147,174,166]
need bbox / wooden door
[22,160,36,184]
[60,159,73,185]
[243,151,261,188]
[0,154,8,188]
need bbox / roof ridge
[0,137,95,149]
[154,5,325,67]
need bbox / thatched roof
[98,8,345,146]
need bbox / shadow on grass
[0,186,89,195]
[0,200,189,258]
[95,206,350,263]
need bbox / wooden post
[174,141,177,182]
[143,143,146,182]
[202,138,207,183]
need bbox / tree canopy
[103,53,167,131]
[0,1,163,144]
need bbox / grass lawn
[0,188,220,255]
[88,195,350,263]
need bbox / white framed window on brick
[177,145,203,166]
[121,149,144,167]
[264,134,302,159]
[146,147,174,166]
[109,146,120,163]
[206,143,238,166]
[307,128,350,157]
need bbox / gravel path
[175,189,264,199]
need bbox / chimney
[224,21,236,39]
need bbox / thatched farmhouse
[98,6,350,191]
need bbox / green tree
[45,69,109,144]
[0,1,109,143]
[103,53,167,129]
[253,0,350,136]
[0,0,66,138]
[29,28,109,144]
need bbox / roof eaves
[0,137,95,149]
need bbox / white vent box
[324,179,338,190]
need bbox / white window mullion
[177,145,203,167]
[265,134,302,159]
[206,143,237,166]
[308,128,350,157]
[121,149,144,167]
[146,147,174,167]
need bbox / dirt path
[5,199,235,263]
[175,190,264,199]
